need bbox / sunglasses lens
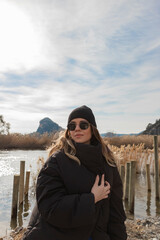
[79,122,89,130]
[68,123,76,131]
[67,121,89,131]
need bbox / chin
[74,139,84,143]
[75,139,90,144]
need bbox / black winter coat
[22,143,127,240]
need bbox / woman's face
[68,118,92,144]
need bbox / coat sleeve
[107,167,127,240]
[36,155,95,229]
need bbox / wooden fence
[120,135,159,214]
[11,161,30,224]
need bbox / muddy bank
[126,216,160,240]
[1,216,160,240]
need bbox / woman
[22,105,127,240]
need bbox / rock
[36,117,64,134]
[126,217,160,239]
[3,216,160,240]
[142,119,160,135]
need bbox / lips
[75,134,83,137]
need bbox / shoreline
[126,216,160,240]
[1,216,160,240]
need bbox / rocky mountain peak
[36,117,63,134]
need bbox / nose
[75,123,81,131]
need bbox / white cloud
[0,0,159,74]
[0,0,159,133]
[0,1,45,73]
[1,73,159,134]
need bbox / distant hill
[36,117,64,134]
[36,117,160,136]
[101,132,138,137]
[101,118,160,137]
[141,119,160,135]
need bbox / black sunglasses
[67,121,90,131]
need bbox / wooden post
[146,191,151,216]
[24,171,30,196]
[11,174,20,219]
[124,162,130,200]
[120,164,125,186]
[128,160,136,213]
[146,163,151,192]
[19,161,25,205]
[24,195,29,218]
[154,135,159,199]
[18,204,23,227]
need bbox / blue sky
[0,0,160,134]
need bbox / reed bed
[103,135,160,175]
[0,132,59,150]
[0,133,159,175]
[105,142,160,175]
[104,135,160,149]
[1,133,159,150]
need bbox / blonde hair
[48,125,116,167]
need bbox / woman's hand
[91,174,110,203]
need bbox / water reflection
[124,199,134,220]
[156,199,160,216]
[23,195,30,218]
[0,150,160,238]
[146,191,151,216]
[10,195,30,230]
[10,216,17,230]
[124,173,160,219]
[18,203,23,227]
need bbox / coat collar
[74,142,106,175]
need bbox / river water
[0,150,160,238]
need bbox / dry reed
[0,132,60,150]
[107,142,160,175]
[104,135,160,149]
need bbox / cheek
[69,131,73,138]
[86,128,92,139]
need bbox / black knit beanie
[68,105,97,127]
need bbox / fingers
[92,175,111,203]
[106,187,110,195]
[105,182,110,194]
[104,179,110,196]
[101,174,105,186]
[95,175,99,185]
[100,175,110,187]
[105,180,109,186]
[101,175,110,196]
[105,181,110,189]
[95,175,110,191]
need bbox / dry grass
[104,135,160,174]
[1,133,159,151]
[10,227,26,240]
[107,142,160,175]
[29,156,45,192]
[0,132,60,150]
[1,135,159,239]
[0,133,159,174]
[104,135,160,149]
